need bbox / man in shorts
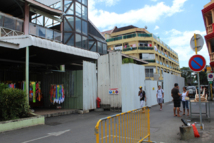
[156,85,164,111]
[138,86,146,111]
[171,83,182,117]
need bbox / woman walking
[181,87,189,116]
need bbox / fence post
[95,120,101,143]
[147,108,151,142]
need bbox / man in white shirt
[156,85,164,111]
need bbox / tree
[195,71,208,85]
[122,58,135,64]
[180,67,193,85]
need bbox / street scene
[0,0,214,143]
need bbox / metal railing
[106,36,122,42]
[0,27,24,37]
[123,47,154,51]
[95,107,151,143]
[207,24,213,34]
[29,23,61,42]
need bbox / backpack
[140,90,145,101]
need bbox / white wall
[98,52,122,108]
[121,64,145,112]
[163,73,185,103]
[145,80,158,107]
[83,61,97,111]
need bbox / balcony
[122,47,154,51]
[0,12,24,37]
[106,33,152,42]
[207,24,214,34]
[106,36,122,42]
[29,23,61,42]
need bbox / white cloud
[165,29,209,67]
[89,0,187,29]
[154,26,159,30]
[97,0,120,6]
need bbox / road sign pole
[194,33,198,54]
[194,35,203,130]
[197,73,203,130]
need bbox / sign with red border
[109,88,119,95]
[189,55,206,72]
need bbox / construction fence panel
[121,63,145,113]
[145,80,158,107]
[95,107,151,143]
[163,73,185,103]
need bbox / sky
[88,0,211,68]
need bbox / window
[82,0,87,6]
[0,15,3,26]
[145,69,154,77]
[98,42,103,53]
[89,41,96,52]
[77,0,82,3]
[64,17,74,31]
[103,44,107,54]
[67,34,74,46]
[82,36,88,49]
[82,6,88,20]
[82,20,88,35]
[75,17,81,33]
[4,17,16,30]
[76,2,82,17]
[16,21,23,32]
[66,2,74,15]
[142,54,155,60]
[76,34,81,47]
[64,33,74,46]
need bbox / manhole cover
[46,122,61,126]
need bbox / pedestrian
[181,87,189,116]
[138,86,146,112]
[156,85,164,111]
[171,83,182,117]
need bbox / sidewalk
[150,101,214,143]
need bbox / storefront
[0,35,99,111]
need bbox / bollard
[180,126,195,140]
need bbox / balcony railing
[29,23,61,42]
[144,60,155,63]
[123,47,154,51]
[106,36,122,42]
[210,53,214,61]
[138,33,152,37]
[123,33,136,39]
[0,12,24,37]
[207,24,213,34]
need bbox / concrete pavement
[0,101,214,143]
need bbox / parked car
[186,86,196,98]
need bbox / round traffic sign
[190,34,204,52]
[189,55,206,72]
[209,74,213,79]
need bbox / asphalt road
[1,101,214,143]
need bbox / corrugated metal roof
[0,35,100,60]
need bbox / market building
[102,25,181,80]
[0,0,107,112]
[202,0,214,70]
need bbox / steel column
[26,46,29,104]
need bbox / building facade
[0,0,107,111]
[102,26,181,80]
[202,0,214,70]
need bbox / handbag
[185,97,190,100]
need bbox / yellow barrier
[95,107,151,143]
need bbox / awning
[0,35,100,66]
[0,35,100,60]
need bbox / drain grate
[46,122,61,126]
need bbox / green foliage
[0,88,30,121]
[0,83,8,93]
[196,71,208,85]
[122,58,135,64]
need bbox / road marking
[22,129,70,143]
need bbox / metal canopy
[0,35,100,65]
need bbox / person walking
[171,83,182,117]
[156,85,164,111]
[138,86,146,111]
[181,87,189,116]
